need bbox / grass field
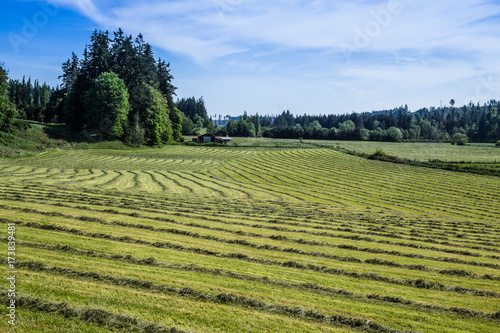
[1,144,499,332]
[331,141,499,163]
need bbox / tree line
[210,102,499,143]
[1,29,183,146]
[8,77,56,122]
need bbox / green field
[1,144,499,332]
[332,141,499,163]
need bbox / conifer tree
[0,65,14,132]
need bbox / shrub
[496,140,500,147]
[386,127,403,142]
[450,133,468,145]
[371,148,386,158]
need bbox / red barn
[193,133,216,143]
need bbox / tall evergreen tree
[110,29,135,88]
[64,75,89,129]
[59,52,80,93]
[87,30,111,80]
[41,83,50,108]
[157,59,176,107]
[33,80,40,108]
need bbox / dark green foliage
[64,75,90,130]
[170,106,183,142]
[11,119,32,131]
[85,30,111,80]
[180,112,195,135]
[43,88,65,122]
[141,84,172,145]
[274,110,295,128]
[109,28,136,89]
[252,113,261,136]
[214,125,228,136]
[226,119,237,136]
[226,117,256,137]
[386,127,403,142]
[59,28,180,145]
[176,96,209,126]
[83,72,130,139]
[261,103,500,142]
[7,75,55,122]
[59,52,79,93]
[157,59,177,108]
[371,148,387,158]
[126,112,145,146]
[495,140,500,147]
[206,119,216,134]
[0,64,15,132]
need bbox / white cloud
[41,0,500,63]
[37,0,500,114]
[46,0,103,20]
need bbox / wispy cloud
[46,0,102,21]
[33,0,500,113]
[41,0,500,63]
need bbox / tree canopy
[61,28,182,145]
[83,72,130,140]
[257,103,500,142]
[0,64,14,132]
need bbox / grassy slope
[0,144,499,332]
[0,124,69,158]
[0,122,135,158]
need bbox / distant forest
[259,103,500,142]
[1,29,500,144]
[198,102,498,143]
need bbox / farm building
[192,134,232,144]
[193,133,216,143]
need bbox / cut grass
[0,144,499,332]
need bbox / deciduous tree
[84,72,130,139]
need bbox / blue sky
[2,0,500,116]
